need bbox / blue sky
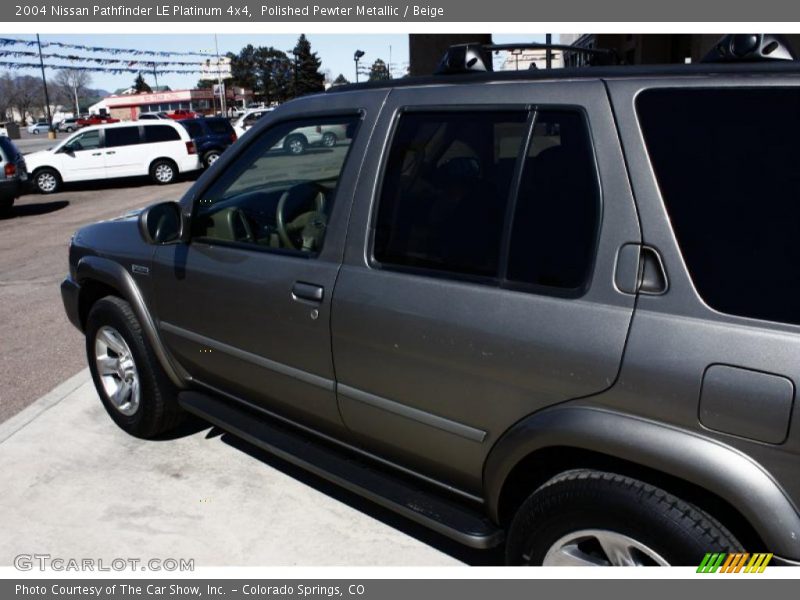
[0,33,546,93]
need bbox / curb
[0,368,90,444]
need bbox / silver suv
[60,35,800,566]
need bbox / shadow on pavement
[0,200,69,219]
[219,432,506,566]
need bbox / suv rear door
[330,80,642,494]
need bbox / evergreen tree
[291,34,325,97]
[253,46,293,105]
[333,73,350,86]
[368,58,390,81]
[230,46,258,92]
[133,73,152,93]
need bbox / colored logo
[697,552,773,573]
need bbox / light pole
[214,33,226,115]
[354,50,364,83]
[35,34,54,137]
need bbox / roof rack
[434,42,618,75]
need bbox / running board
[178,390,504,549]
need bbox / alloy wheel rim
[207,153,220,165]
[541,529,670,566]
[155,164,173,182]
[94,325,140,416]
[38,173,56,192]
[289,139,303,153]
[323,134,335,147]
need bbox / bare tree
[11,76,43,123]
[0,73,14,121]
[53,68,92,115]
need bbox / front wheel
[321,132,337,147]
[34,168,61,194]
[86,296,183,438]
[32,128,39,135]
[283,135,306,155]
[506,470,743,566]
[150,159,177,185]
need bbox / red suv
[167,109,200,120]
[77,115,120,127]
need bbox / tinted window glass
[638,88,800,325]
[193,116,359,255]
[105,126,141,147]
[144,125,180,143]
[207,119,233,135]
[506,110,599,290]
[374,111,528,278]
[182,121,204,138]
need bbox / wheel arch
[149,156,179,174]
[484,405,800,559]
[75,255,187,389]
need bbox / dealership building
[89,87,253,121]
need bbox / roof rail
[434,42,618,75]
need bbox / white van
[26,121,202,194]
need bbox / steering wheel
[276,185,327,251]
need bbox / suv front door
[331,81,643,494]
[151,94,385,434]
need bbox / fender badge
[131,264,150,275]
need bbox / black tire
[33,168,61,194]
[283,134,307,155]
[32,128,39,135]
[203,150,221,168]
[150,159,177,185]
[321,132,337,147]
[86,296,183,438]
[506,469,743,566]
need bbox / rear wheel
[506,469,743,566]
[321,132,337,147]
[86,296,183,438]
[203,150,221,168]
[34,168,61,194]
[150,159,177,185]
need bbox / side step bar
[178,390,504,549]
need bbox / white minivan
[26,121,202,194]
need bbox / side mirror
[139,201,184,245]
[60,146,74,156]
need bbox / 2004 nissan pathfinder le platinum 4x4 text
[60,35,800,566]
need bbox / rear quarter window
[206,119,233,135]
[637,87,800,326]
[144,125,181,143]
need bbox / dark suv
[0,137,27,213]
[60,36,800,566]
[178,117,237,168]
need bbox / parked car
[232,108,273,138]
[166,109,200,120]
[138,112,170,121]
[27,120,50,135]
[58,117,80,133]
[59,35,800,567]
[26,120,201,193]
[0,137,27,212]
[178,117,237,168]
[77,115,120,128]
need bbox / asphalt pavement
[0,177,195,424]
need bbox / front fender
[483,405,800,559]
[76,255,187,389]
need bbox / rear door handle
[291,282,324,303]
[91,152,102,156]
[106,151,116,155]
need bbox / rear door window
[637,87,800,325]
[105,126,141,147]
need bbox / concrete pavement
[0,371,470,567]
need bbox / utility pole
[152,64,159,89]
[214,33,226,115]
[546,33,553,69]
[35,34,54,136]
